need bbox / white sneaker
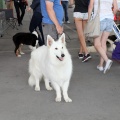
[66,21,70,24]
[103,59,113,74]
[97,66,104,71]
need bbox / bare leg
[94,32,110,67]
[74,18,88,54]
[99,32,111,66]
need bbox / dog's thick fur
[28,33,73,102]
[13,31,38,57]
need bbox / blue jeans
[61,1,69,22]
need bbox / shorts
[73,12,88,20]
[100,18,114,32]
[42,23,58,45]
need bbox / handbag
[84,0,100,38]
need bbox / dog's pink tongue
[60,57,64,61]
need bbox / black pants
[29,12,44,46]
[14,2,25,24]
[61,1,69,22]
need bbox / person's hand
[27,7,31,11]
[56,25,63,34]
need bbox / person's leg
[99,31,110,66]
[74,18,83,54]
[38,13,45,44]
[68,0,74,8]
[95,18,113,73]
[74,12,91,62]
[10,1,14,9]
[39,25,44,45]
[42,24,57,45]
[64,1,69,22]
[19,3,25,24]
[94,32,112,73]
[29,13,37,32]
[94,34,109,63]
[74,18,89,55]
[61,1,65,22]
[6,1,11,9]
[74,18,91,62]
[101,31,113,74]
[14,2,21,24]
[29,12,44,46]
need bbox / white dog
[28,33,73,102]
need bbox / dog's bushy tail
[28,75,35,87]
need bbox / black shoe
[18,23,22,26]
[78,53,84,59]
[82,54,91,62]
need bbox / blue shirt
[41,0,64,26]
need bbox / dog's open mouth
[56,56,64,61]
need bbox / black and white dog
[13,31,39,57]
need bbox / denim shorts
[73,12,88,20]
[100,18,114,32]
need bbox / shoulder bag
[84,0,100,38]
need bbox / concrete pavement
[0,5,120,120]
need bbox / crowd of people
[4,0,118,74]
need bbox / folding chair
[0,9,18,30]
[0,11,8,37]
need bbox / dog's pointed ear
[59,33,66,45]
[47,35,54,47]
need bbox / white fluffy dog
[28,33,73,102]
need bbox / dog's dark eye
[62,47,63,49]
[55,48,58,50]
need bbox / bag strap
[97,0,100,15]
[89,0,100,21]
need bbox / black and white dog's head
[32,31,38,39]
[29,31,39,50]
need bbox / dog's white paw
[64,97,72,102]
[20,52,25,54]
[46,86,53,91]
[55,97,61,102]
[35,86,40,91]
[17,55,21,57]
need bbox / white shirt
[94,0,114,21]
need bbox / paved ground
[0,4,120,120]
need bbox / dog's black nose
[61,54,65,57]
